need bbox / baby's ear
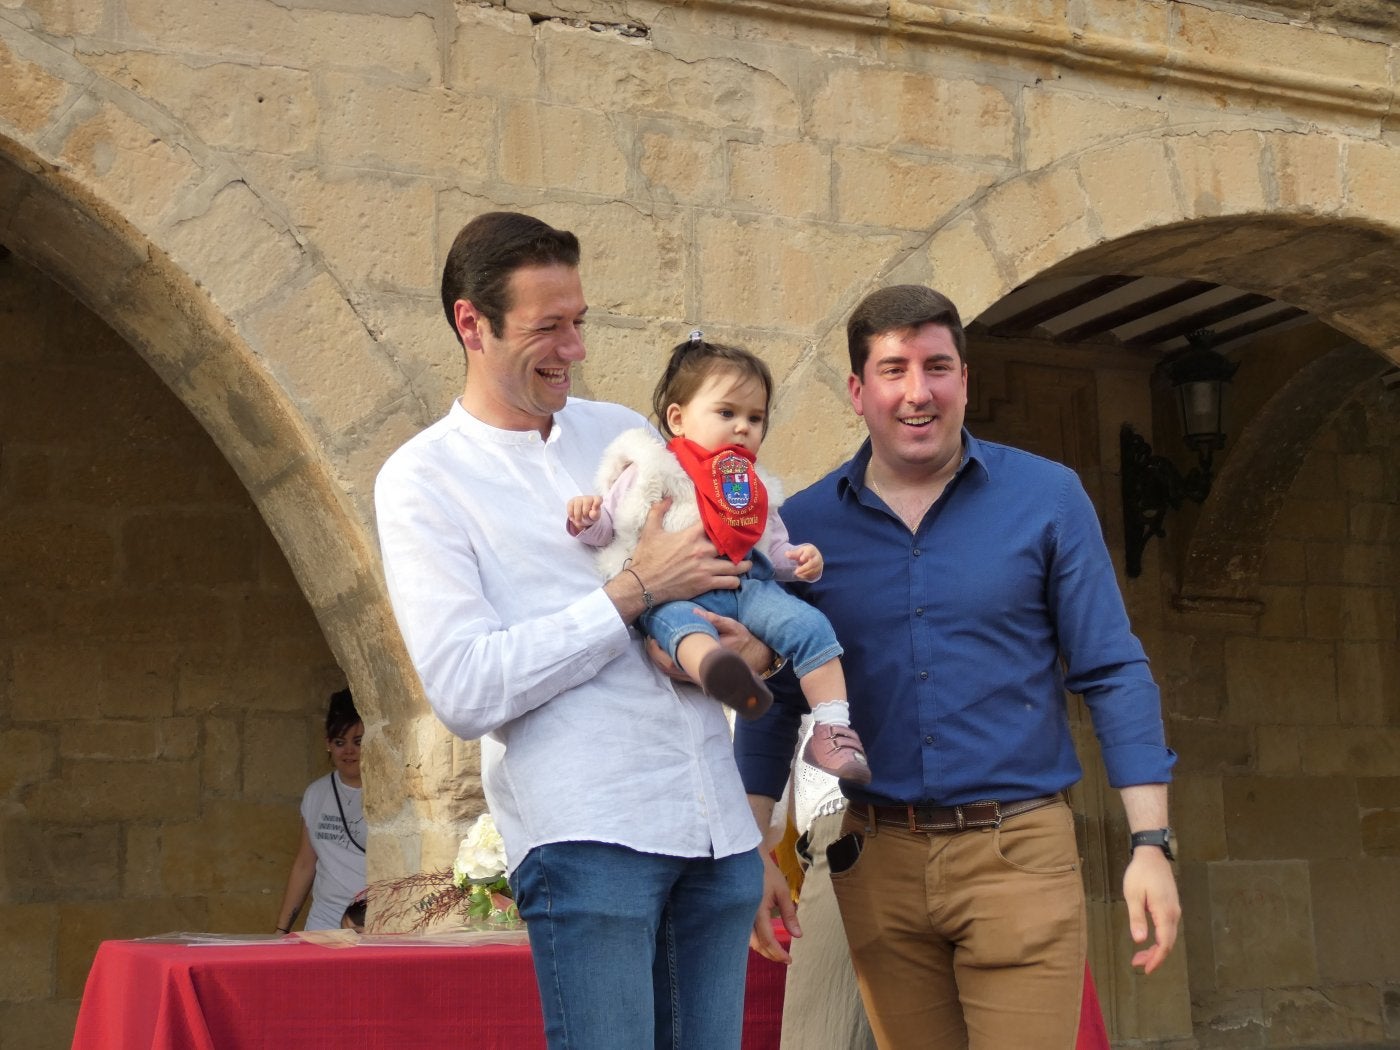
[664,402,685,435]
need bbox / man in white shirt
[375,212,765,1049]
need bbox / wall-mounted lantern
[1120,331,1239,578]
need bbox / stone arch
[888,129,1400,342]
[0,148,413,668]
[1178,341,1391,606]
[0,25,444,875]
[871,129,1400,596]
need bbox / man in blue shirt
[735,285,1180,1049]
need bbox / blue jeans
[640,554,843,680]
[510,842,764,1050]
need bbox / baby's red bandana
[668,437,767,564]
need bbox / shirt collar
[449,397,570,447]
[836,428,988,499]
[961,430,992,481]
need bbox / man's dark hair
[440,212,581,344]
[846,285,966,378]
[325,688,361,740]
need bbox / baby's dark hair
[325,688,361,740]
[651,333,774,440]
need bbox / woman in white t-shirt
[275,689,368,932]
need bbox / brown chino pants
[830,799,1085,1050]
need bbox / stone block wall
[1161,377,1400,1047]
[1,0,1400,1046]
[970,331,1400,1047]
[0,256,343,1050]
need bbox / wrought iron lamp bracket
[1120,424,1215,578]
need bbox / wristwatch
[1129,828,1175,861]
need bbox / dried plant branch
[364,869,467,933]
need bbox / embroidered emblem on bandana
[718,454,753,512]
[668,437,768,564]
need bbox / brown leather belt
[849,793,1062,833]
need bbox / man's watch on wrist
[1129,827,1175,861]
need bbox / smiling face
[665,368,769,456]
[328,721,364,788]
[849,322,967,481]
[454,263,588,436]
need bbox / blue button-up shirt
[734,432,1176,807]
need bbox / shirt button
[919,671,928,680]
[915,607,924,616]
[912,548,921,556]
[924,735,934,745]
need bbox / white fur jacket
[575,428,798,582]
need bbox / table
[71,933,785,1050]
[73,933,1110,1049]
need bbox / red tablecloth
[71,934,785,1050]
[73,934,1110,1049]
[1077,966,1110,1050]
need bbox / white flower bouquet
[451,814,517,923]
[367,812,519,931]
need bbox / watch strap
[1130,828,1175,861]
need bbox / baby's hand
[566,495,603,536]
[789,543,824,582]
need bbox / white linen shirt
[375,398,761,875]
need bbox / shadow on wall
[0,253,343,1050]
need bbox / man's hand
[1124,846,1180,974]
[702,609,774,675]
[1119,783,1179,974]
[565,495,602,536]
[608,500,749,618]
[645,610,775,682]
[751,843,801,964]
[787,543,824,582]
[644,638,685,680]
